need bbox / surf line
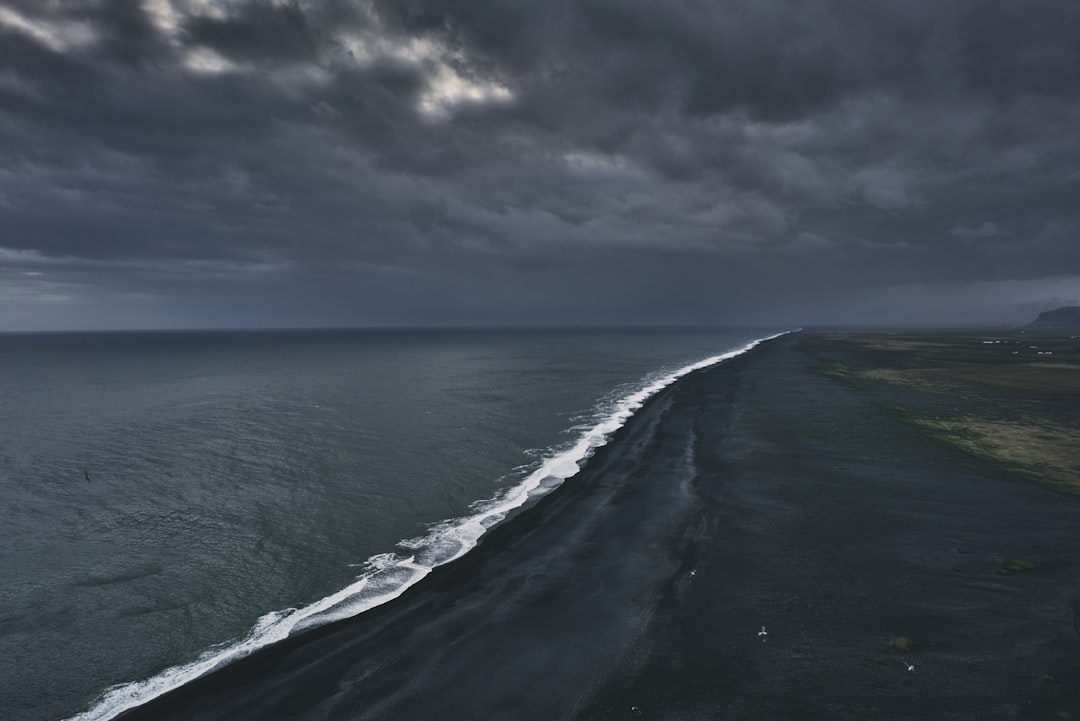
[67,329,794,721]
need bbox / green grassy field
[810,329,1080,494]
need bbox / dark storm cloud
[184,2,325,63]
[89,0,172,67]
[0,0,1078,330]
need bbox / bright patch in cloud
[418,64,513,118]
[148,0,229,35]
[0,6,96,52]
[336,24,514,120]
[144,0,183,36]
[183,47,236,74]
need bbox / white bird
[689,569,697,577]
[758,626,768,640]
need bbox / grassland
[809,329,1080,494]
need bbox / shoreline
[116,331,1080,720]
[73,333,781,721]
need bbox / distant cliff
[1030,306,1080,328]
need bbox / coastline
[69,332,779,721]
[115,331,1080,720]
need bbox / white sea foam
[66,330,791,721]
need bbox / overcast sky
[1,0,1078,330]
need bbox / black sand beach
[118,332,1080,721]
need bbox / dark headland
[116,331,1080,721]
[1031,306,1080,329]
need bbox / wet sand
[118,332,1080,721]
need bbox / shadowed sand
[116,332,1080,721]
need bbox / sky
[1,0,1078,330]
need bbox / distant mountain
[1030,306,1080,328]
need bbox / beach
[115,331,1080,721]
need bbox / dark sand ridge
[114,332,1080,721]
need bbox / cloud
[854,167,920,211]
[949,221,1007,239]
[0,0,1078,329]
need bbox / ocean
[0,327,777,721]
